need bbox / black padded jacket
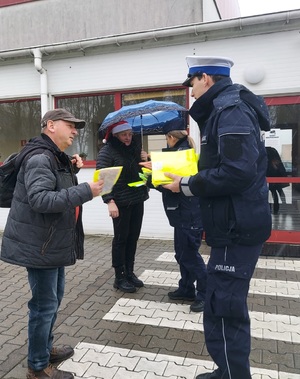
[96,136,149,207]
[1,134,93,268]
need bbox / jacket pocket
[202,196,237,244]
[209,288,248,319]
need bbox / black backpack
[0,146,50,208]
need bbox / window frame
[264,95,300,244]
[0,0,37,7]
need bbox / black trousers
[269,184,286,214]
[111,201,144,268]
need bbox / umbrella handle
[139,115,149,162]
[140,115,143,151]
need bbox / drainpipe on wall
[32,48,48,117]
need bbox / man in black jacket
[164,57,272,379]
[266,146,288,214]
[1,108,104,379]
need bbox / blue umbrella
[126,110,186,135]
[99,99,188,136]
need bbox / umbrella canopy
[126,110,186,135]
[99,99,188,136]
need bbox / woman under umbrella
[96,121,149,293]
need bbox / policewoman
[150,118,207,313]
[164,56,272,379]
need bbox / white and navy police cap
[182,56,234,87]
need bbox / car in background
[282,161,292,174]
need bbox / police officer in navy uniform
[164,56,272,379]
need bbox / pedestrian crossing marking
[59,342,300,379]
[59,248,299,379]
[156,252,300,271]
[138,269,300,299]
[102,298,299,342]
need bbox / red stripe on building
[0,0,37,7]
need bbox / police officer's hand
[139,161,152,170]
[88,179,104,197]
[140,150,149,162]
[162,172,182,193]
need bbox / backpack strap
[17,147,59,172]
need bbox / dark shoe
[190,300,205,313]
[196,368,221,379]
[27,364,74,379]
[168,289,195,301]
[126,273,144,287]
[49,345,74,364]
[114,278,136,293]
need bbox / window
[56,88,187,160]
[264,96,300,243]
[0,88,187,162]
[122,89,186,106]
[56,94,115,160]
[122,89,187,153]
[0,99,41,161]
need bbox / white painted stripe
[59,342,300,379]
[139,269,300,299]
[156,252,300,271]
[103,298,300,343]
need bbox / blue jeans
[27,267,65,371]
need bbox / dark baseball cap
[41,108,86,129]
[162,117,186,134]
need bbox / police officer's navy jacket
[1,134,92,268]
[157,138,203,229]
[181,78,272,247]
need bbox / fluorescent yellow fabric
[151,148,198,186]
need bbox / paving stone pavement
[0,234,299,378]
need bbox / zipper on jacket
[41,224,56,255]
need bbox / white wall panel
[1,30,299,101]
[0,62,40,99]
[179,31,300,96]
[0,168,173,238]
[36,30,300,98]
[44,46,187,95]
[77,168,173,238]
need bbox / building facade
[0,0,300,245]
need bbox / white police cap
[182,56,234,87]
